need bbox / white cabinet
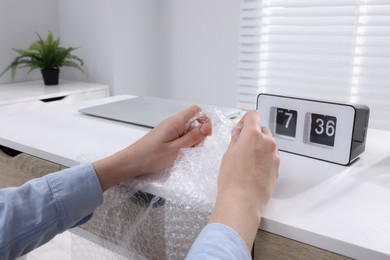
[0,80,109,114]
[0,148,61,188]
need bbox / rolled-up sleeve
[0,163,103,259]
[186,223,252,260]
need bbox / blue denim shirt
[187,223,251,259]
[0,163,250,259]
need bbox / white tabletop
[0,95,389,259]
[0,95,144,166]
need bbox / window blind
[238,0,390,131]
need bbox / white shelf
[0,80,109,114]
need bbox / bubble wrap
[71,108,236,259]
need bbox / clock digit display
[275,108,298,138]
[310,113,337,147]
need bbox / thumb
[174,122,212,148]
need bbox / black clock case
[350,104,370,163]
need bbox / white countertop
[0,95,143,167]
[0,95,389,259]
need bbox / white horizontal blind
[238,0,390,131]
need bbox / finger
[261,126,272,136]
[236,111,247,125]
[174,122,212,148]
[185,112,210,134]
[230,123,243,144]
[175,104,202,125]
[241,110,262,133]
[241,110,260,138]
[229,110,260,144]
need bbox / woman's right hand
[209,110,280,250]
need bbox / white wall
[110,0,163,96]
[58,0,114,90]
[58,0,162,97]
[0,0,59,84]
[2,1,241,107]
[160,0,240,107]
[59,0,240,107]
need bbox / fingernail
[200,123,211,136]
[231,123,243,137]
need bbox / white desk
[0,95,389,259]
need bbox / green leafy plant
[0,31,84,79]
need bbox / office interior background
[1,1,390,259]
[1,0,389,130]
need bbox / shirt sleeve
[0,163,103,259]
[186,223,252,260]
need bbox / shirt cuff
[45,163,103,232]
[186,223,252,259]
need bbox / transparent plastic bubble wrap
[71,108,237,259]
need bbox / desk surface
[0,95,389,259]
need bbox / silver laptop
[79,96,241,128]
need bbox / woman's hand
[209,110,280,250]
[122,104,212,175]
[93,105,212,191]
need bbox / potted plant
[0,31,84,85]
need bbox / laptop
[79,96,242,128]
